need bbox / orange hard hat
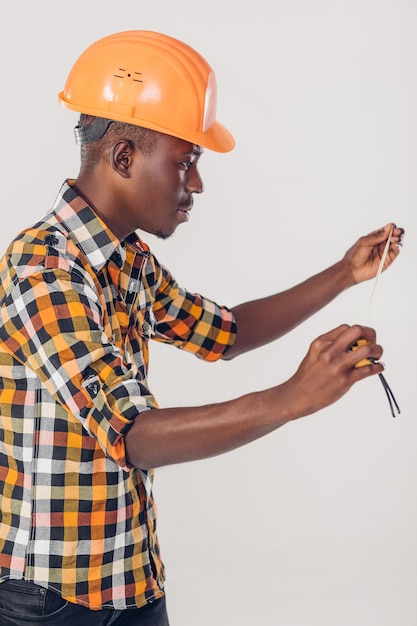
[58,30,235,153]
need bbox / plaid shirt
[0,180,236,610]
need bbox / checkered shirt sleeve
[150,259,237,361]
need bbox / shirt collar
[51,180,150,271]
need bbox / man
[0,30,404,625]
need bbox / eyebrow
[179,145,203,160]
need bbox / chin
[155,229,174,241]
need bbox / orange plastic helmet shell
[58,30,235,153]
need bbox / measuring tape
[353,225,400,417]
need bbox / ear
[110,140,136,178]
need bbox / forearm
[226,259,353,359]
[125,385,297,469]
[125,323,384,469]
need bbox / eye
[180,160,193,171]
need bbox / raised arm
[125,224,403,470]
[224,223,404,359]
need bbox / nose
[186,167,204,194]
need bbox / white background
[1,1,416,624]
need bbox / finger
[390,226,404,247]
[315,324,378,358]
[332,324,377,352]
[331,327,384,371]
[349,338,384,368]
[316,323,351,344]
[367,223,393,242]
[313,324,382,374]
[349,359,385,384]
[380,223,404,253]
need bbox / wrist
[330,258,356,291]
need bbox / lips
[176,207,190,222]
[176,200,193,222]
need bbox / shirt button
[44,234,59,247]
[87,382,99,397]
[111,250,123,267]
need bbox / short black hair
[78,115,158,170]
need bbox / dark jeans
[0,580,170,625]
